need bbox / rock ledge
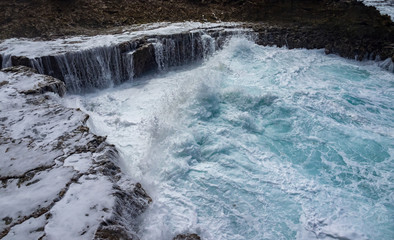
[0,66,151,240]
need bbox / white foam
[66,38,394,240]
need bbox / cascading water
[28,42,137,93]
[1,54,11,68]
[0,26,251,94]
[53,45,131,92]
[152,31,231,72]
[65,37,394,240]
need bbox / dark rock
[11,56,32,68]
[173,233,201,240]
[2,66,38,74]
[2,217,12,226]
[132,43,157,78]
[251,20,394,64]
[95,225,138,240]
[94,183,152,240]
[0,81,9,87]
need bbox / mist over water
[66,38,394,240]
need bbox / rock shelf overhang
[0,23,254,93]
[1,22,393,94]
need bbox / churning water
[66,38,394,240]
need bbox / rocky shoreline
[0,66,151,239]
[0,1,393,239]
[0,25,253,240]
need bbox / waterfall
[152,31,217,72]
[54,46,126,93]
[9,42,137,93]
[0,28,252,94]
[1,24,392,94]
[1,54,12,68]
[379,57,394,72]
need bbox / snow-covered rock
[0,66,151,240]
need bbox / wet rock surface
[250,22,394,63]
[0,66,151,239]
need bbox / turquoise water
[70,38,394,240]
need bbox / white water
[65,38,394,240]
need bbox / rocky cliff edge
[0,66,151,240]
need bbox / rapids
[65,38,394,240]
